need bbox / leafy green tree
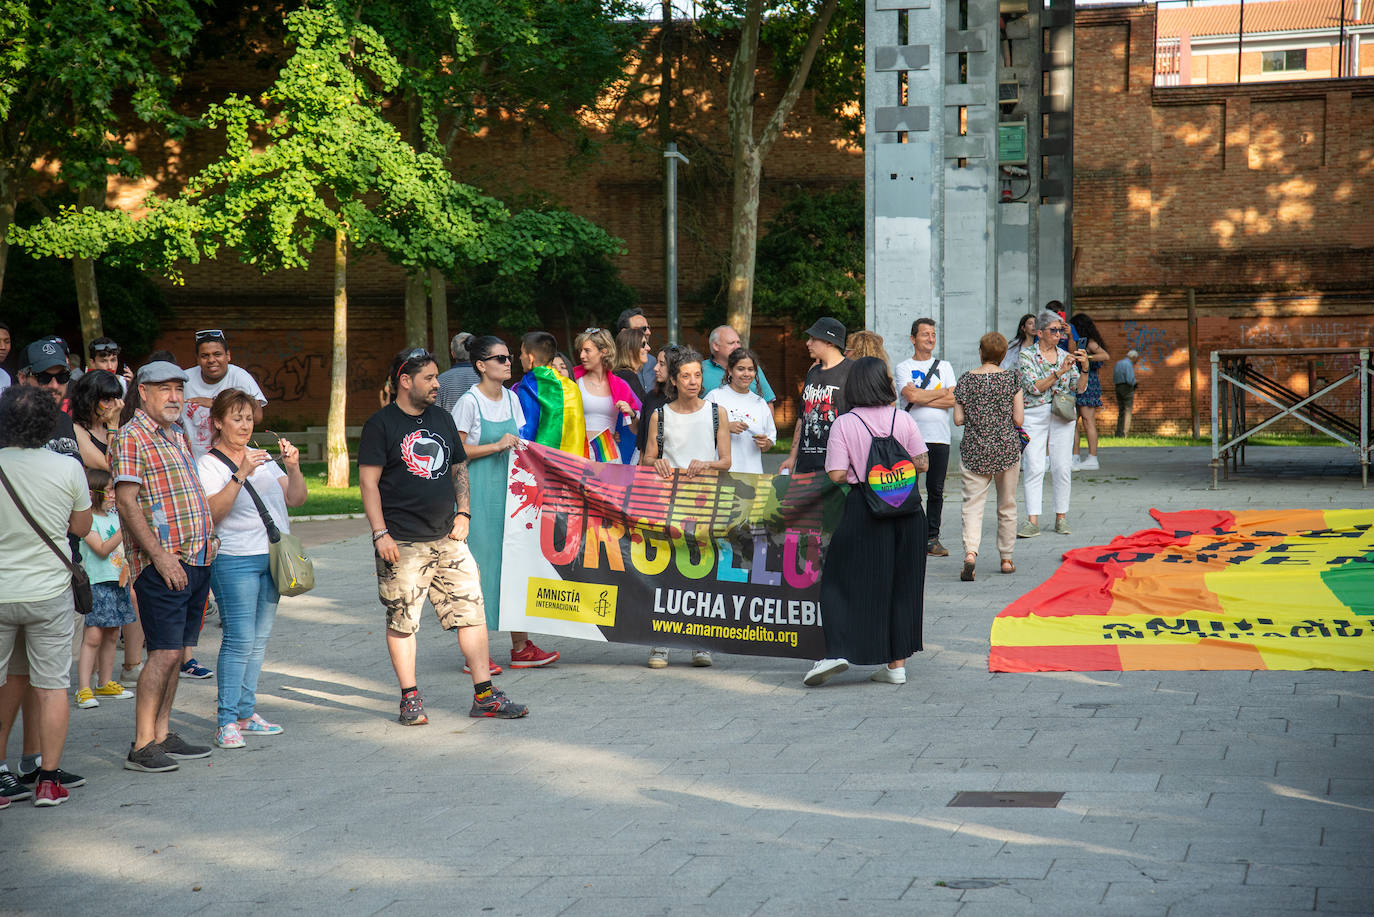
[697,0,841,348]
[16,5,621,486]
[0,0,199,348]
[359,0,642,359]
[753,183,864,335]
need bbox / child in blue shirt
[74,468,136,709]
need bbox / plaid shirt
[111,409,217,582]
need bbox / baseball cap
[22,339,69,373]
[804,317,847,348]
[136,361,190,385]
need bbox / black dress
[819,478,927,666]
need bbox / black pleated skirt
[819,486,927,665]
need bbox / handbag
[0,462,94,614]
[1051,390,1078,422]
[211,449,315,597]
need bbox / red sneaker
[510,641,560,668]
[462,659,503,676]
[33,777,68,807]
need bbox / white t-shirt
[0,447,91,602]
[195,453,290,556]
[181,365,268,458]
[0,368,11,393]
[706,386,776,475]
[577,378,617,437]
[452,387,525,444]
[895,356,956,445]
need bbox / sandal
[1000,559,1016,574]
[960,558,976,581]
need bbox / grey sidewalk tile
[554,898,767,917]
[996,772,1163,791]
[1244,864,1374,888]
[372,900,576,917]
[1184,841,1374,867]
[1104,881,1316,913]
[710,873,916,900]
[754,898,960,917]
[1316,886,1374,912]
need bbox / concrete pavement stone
[4,445,1371,915]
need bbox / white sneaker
[1071,454,1084,466]
[871,666,907,685]
[647,647,669,669]
[803,658,849,687]
[691,650,713,667]
[1079,455,1100,470]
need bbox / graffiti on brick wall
[1121,321,1177,367]
[1234,320,1370,427]
[246,354,327,403]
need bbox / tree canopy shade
[752,183,864,336]
[15,5,623,485]
[0,0,201,345]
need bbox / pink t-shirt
[824,406,928,484]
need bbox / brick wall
[102,12,1373,437]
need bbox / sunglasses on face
[195,328,227,344]
[40,370,71,385]
[481,354,512,365]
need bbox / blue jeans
[210,553,279,728]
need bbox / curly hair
[69,369,123,428]
[664,347,705,402]
[0,385,59,448]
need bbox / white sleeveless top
[660,402,718,468]
[578,377,616,437]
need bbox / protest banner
[499,442,845,659]
[990,508,1374,672]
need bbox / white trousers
[1021,403,1074,516]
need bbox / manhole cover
[947,791,1063,808]
[1073,703,1111,709]
[940,879,1002,889]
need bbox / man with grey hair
[437,332,480,413]
[701,325,776,402]
[1113,349,1140,437]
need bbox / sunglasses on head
[396,348,434,378]
[582,327,602,335]
[195,328,227,344]
[91,341,120,353]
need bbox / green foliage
[760,0,863,141]
[13,6,624,284]
[362,0,643,156]
[1,0,201,192]
[450,216,636,340]
[752,183,864,335]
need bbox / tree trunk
[404,270,427,348]
[725,151,763,347]
[72,186,105,352]
[0,166,15,304]
[326,228,350,488]
[429,267,449,371]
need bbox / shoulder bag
[210,449,315,597]
[0,462,93,614]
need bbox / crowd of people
[0,304,1136,809]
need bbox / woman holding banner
[641,348,733,669]
[453,336,559,671]
[804,356,928,688]
[573,327,640,463]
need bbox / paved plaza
[5,446,1372,916]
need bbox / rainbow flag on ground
[990,509,1374,672]
[514,365,587,457]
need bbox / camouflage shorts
[376,536,485,634]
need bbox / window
[1261,49,1307,72]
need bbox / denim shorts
[133,563,212,651]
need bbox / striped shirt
[111,409,217,582]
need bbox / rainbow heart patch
[868,460,916,508]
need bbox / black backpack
[857,410,923,518]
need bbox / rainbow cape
[514,365,587,457]
[990,509,1374,673]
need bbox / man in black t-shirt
[360,347,528,725]
[781,318,852,475]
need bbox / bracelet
[372,529,389,542]
[230,474,244,485]
[456,511,471,519]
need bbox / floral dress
[954,371,1022,475]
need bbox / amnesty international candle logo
[526,578,619,626]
